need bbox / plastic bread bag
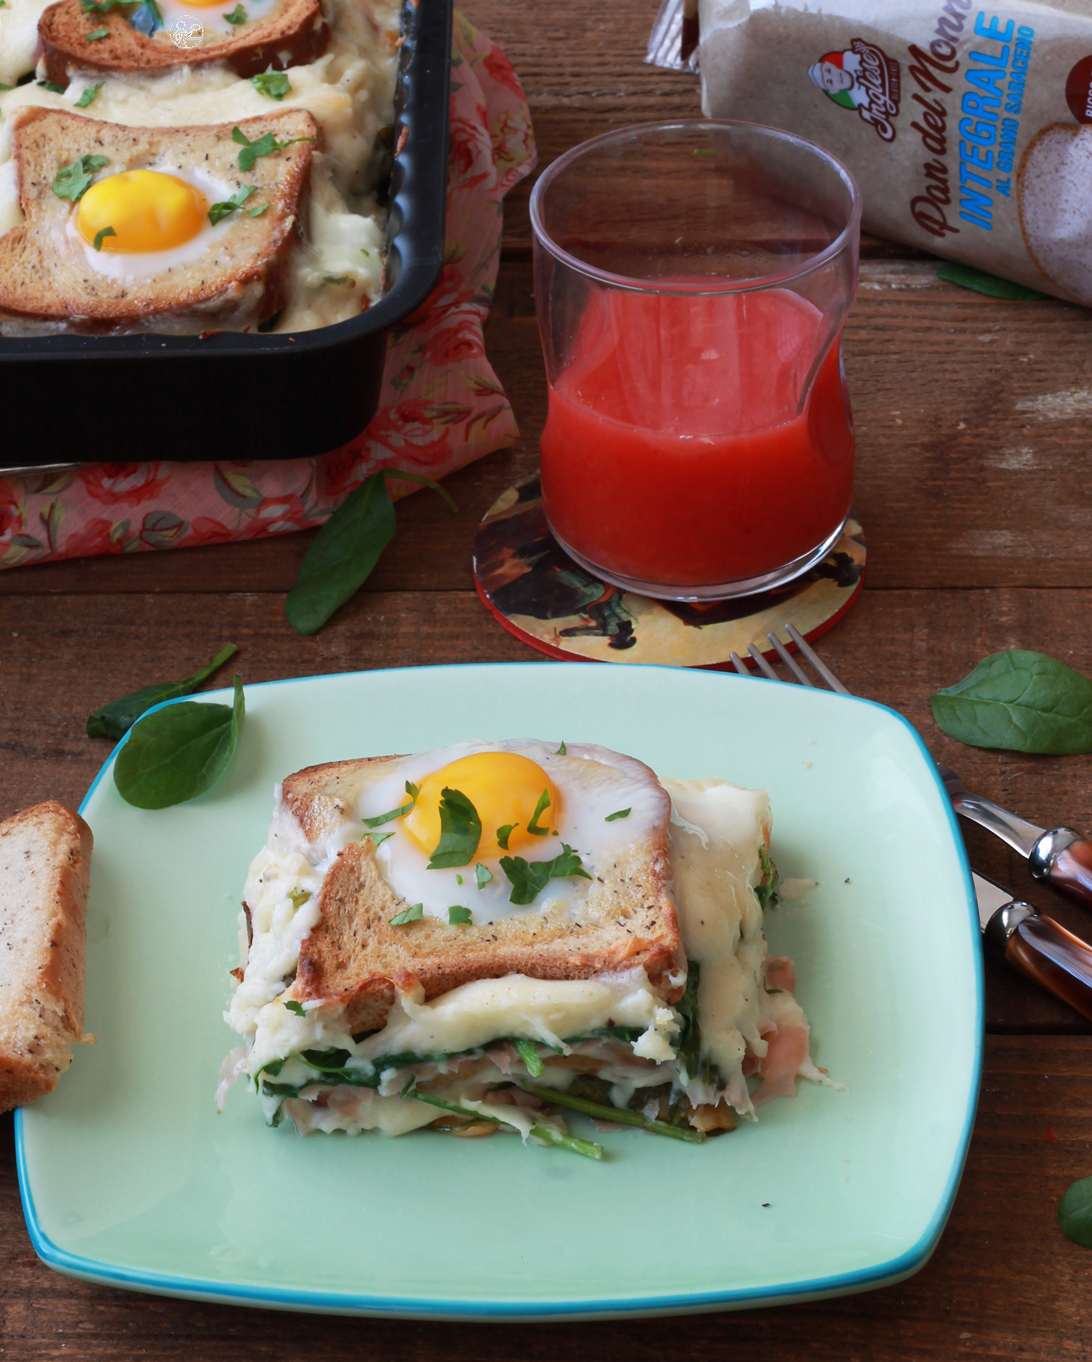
[697,0,1092,306]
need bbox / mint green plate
[16,663,981,1320]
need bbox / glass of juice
[530,121,862,601]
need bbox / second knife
[941,763,1092,912]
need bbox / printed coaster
[472,475,865,669]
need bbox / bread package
[698,0,1092,304]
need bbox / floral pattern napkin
[0,12,536,569]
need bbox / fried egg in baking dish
[63,163,241,279]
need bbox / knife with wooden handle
[975,871,1092,1021]
[941,764,1092,912]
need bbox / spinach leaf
[427,787,481,869]
[931,650,1092,754]
[1059,1176,1092,1247]
[389,903,423,926]
[87,643,237,738]
[756,845,779,909]
[936,262,1046,301]
[285,469,457,634]
[518,1080,704,1144]
[499,845,592,906]
[300,1047,352,1072]
[513,1038,544,1077]
[112,675,244,809]
[448,905,472,925]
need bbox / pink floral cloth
[0,12,536,569]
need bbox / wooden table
[4,1,1092,1355]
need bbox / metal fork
[729,622,1092,1022]
[729,624,848,692]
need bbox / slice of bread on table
[0,106,317,333]
[38,0,329,86]
[0,801,93,1115]
[281,756,686,1036]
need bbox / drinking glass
[530,120,862,601]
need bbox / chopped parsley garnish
[247,202,269,217]
[321,274,349,285]
[556,741,566,755]
[52,153,109,202]
[448,905,472,925]
[284,999,307,1017]
[86,26,110,38]
[475,863,492,890]
[605,808,630,822]
[513,1038,544,1077]
[427,787,481,869]
[37,80,66,93]
[207,184,257,225]
[756,844,779,909]
[75,81,104,107]
[256,309,283,332]
[359,247,370,257]
[231,124,314,171]
[499,845,592,906]
[364,829,393,846]
[390,903,424,926]
[363,780,418,828]
[496,823,516,851]
[526,789,551,837]
[455,874,463,885]
[92,225,116,251]
[79,0,137,12]
[223,3,246,20]
[286,887,311,909]
[252,70,290,99]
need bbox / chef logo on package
[808,39,902,141]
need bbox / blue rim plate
[16,662,981,1320]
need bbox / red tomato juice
[539,286,855,589]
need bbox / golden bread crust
[37,0,330,85]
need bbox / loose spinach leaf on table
[87,643,237,738]
[930,650,1092,754]
[1059,1176,1092,1247]
[285,469,457,635]
[113,675,244,808]
[936,262,1046,301]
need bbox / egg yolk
[76,170,208,253]
[402,753,562,861]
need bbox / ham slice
[751,1023,811,1107]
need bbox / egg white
[63,163,240,280]
[157,0,280,41]
[353,739,666,924]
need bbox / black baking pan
[0,0,452,465]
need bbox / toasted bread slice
[0,106,316,332]
[38,0,330,86]
[0,801,92,1115]
[280,751,686,1035]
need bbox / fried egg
[356,740,667,923]
[156,0,280,40]
[64,164,240,279]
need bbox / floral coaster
[473,475,865,668]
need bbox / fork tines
[729,624,849,694]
